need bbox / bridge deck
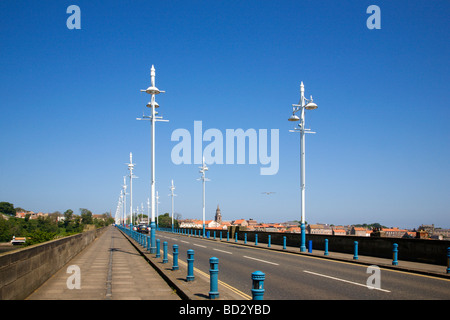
[26,226,180,300]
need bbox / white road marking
[303,270,391,292]
[194,244,207,248]
[243,256,279,266]
[213,248,232,254]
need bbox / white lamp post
[137,65,168,253]
[198,157,210,237]
[169,180,176,232]
[127,152,137,226]
[122,176,127,225]
[288,81,318,252]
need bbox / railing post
[156,239,161,258]
[209,257,219,299]
[392,243,398,266]
[251,271,265,300]
[172,244,179,270]
[324,239,329,256]
[187,249,195,281]
[283,236,286,250]
[147,235,150,252]
[353,241,359,260]
[162,241,168,263]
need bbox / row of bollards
[155,239,266,300]
[166,228,450,274]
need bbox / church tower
[215,204,222,224]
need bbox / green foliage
[0,202,15,216]
[0,204,115,246]
[157,213,179,229]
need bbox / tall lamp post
[288,82,318,252]
[138,65,168,254]
[127,152,137,225]
[122,176,127,225]
[169,180,176,232]
[198,157,210,237]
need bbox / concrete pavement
[26,226,180,300]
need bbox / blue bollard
[245,233,247,244]
[187,249,195,281]
[220,232,222,241]
[227,232,229,241]
[447,248,450,274]
[255,234,258,246]
[353,241,359,260]
[162,241,168,263]
[209,257,219,299]
[392,243,398,265]
[308,240,312,253]
[283,236,286,250]
[268,235,271,248]
[214,231,216,240]
[172,244,179,270]
[147,235,150,252]
[251,271,265,300]
[324,239,329,256]
[156,239,161,258]
[235,232,238,243]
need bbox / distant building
[350,227,371,237]
[332,228,346,236]
[307,224,332,235]
[382,227,408,238]
[232,219,248,227]
[214,205,222,224]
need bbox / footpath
[26,226,180,300]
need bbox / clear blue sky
[1,0,449,229]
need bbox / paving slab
[26,226,180,300]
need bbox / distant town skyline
[1,1,449,230]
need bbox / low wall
[182,227,450,266]
[0,226,108,300]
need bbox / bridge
[1,225,449,301]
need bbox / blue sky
[1,0,449,229]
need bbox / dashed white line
[303,270,391,292]
[243,256,279,266]
[193,244,207,248]
[213,248,232,254]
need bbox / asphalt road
[155,231,450,300]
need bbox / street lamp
[288,81,318,252]
[137,65,168,253]
[198,157,210,237]
[122,176,127,225]
[127,152,137,225]
[169,180,177,232]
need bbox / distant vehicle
[137,224,149,234]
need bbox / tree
[0,202,15,216]
[80,208,93,225]
[157,213,179,229]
